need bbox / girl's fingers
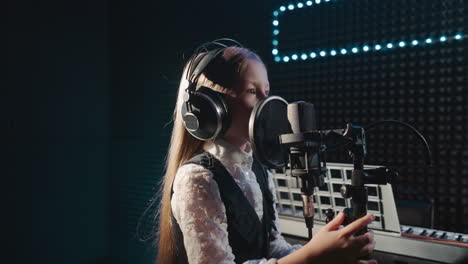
[352,231,372,249]
[358,239,376,257]
[323,211,345,231]
[341,214,375,237]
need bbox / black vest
[171,152,277,264]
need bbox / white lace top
[171,138,302,264]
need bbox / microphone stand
[331,123,397,260]
[336,123,396,232]
[340,124,369,235]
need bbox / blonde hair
[155,46,262,263]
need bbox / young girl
[156,41,377,264]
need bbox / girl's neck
[222,133,251,152]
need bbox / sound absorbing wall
[267,0,467,233]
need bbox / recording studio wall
[267,0,467,233]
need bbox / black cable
[363,120,433,168]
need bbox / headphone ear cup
[200,87,231,136]
[181,86,230,140]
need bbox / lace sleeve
[172,164,281,264]
[266,170,303,259]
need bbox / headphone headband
[185,38,243,88]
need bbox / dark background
[6,0,467,264]
[7,0,271,263]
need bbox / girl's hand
[304,211,378,264]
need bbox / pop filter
[249,96,291,169]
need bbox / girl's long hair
[155,46,262,264]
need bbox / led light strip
[272,0,464,63]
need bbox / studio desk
[280,216,468,264]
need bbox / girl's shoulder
[173,163,217,193]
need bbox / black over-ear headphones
[181,38,243,140]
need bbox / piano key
[444,232,457,240]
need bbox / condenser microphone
[286,101,321,182]
[286,101,323,239]
[287,101,316,134]
[249,96,325,239]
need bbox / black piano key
[406,228,413,234]
[420,230,427,236]
[440,232,447,239]
[457,235,463,241]
[429,231,437,237]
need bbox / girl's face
[235,59,270,110]
[227,59,270,137]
